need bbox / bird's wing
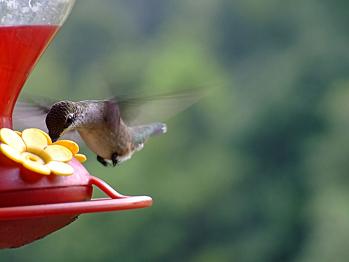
[103,100,121,130]
[13,98,52,132]
[115,88,205,126]
[13,87,206,137]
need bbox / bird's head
[45,101,77,142]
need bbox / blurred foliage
[2,0,349,261]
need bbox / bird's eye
[65,114,74,127]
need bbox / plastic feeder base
[0,215,77,248]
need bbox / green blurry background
[2,0,349,261]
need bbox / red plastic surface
[0,215,77,249]
[0,175,152,248]
[0,172,152,248]
[0,175,153,220]
[0,25,59,128]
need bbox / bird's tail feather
[130,122,167,144]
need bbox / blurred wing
[13,99,51,132]
[116,88,205,125]
[13,88,206,140]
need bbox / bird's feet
[111,153,119,167]
[97,155,108,167]
[96,154,120,167]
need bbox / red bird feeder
[0,0,152,248]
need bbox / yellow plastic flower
[0,128,87,176]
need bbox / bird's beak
[49,132,60,143]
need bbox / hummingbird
[45,99,166,166]
[14,90,202,166]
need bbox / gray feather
[130,122,167,145]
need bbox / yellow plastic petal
[23,160,51,175]
[53,140,79,155]
[22,128,48,149]
[0,143,24,163]
[15,131,22,136]
[34,128,52,145]
[21,152,45,165]
[46,161,74,176]
[26,146,53,163]
[74,153,87,163]
[44,145,73,162]
[0,128,26,152]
